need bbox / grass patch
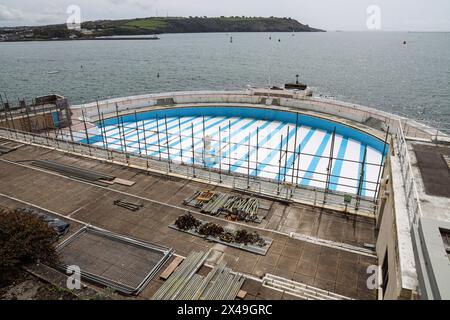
[123,19,168,31]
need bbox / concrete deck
[0,142,377,299]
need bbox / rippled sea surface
[1,32,449,128]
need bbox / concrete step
[443,155,450,170]
[262,274,353,301]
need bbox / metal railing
[403,119,450,142]
[395,119,423,227]
[0,126,379,216]
[63,120,384,196]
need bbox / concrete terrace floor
[0,143,377,300]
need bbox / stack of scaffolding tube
[184,190,260,222]
[153,250,245,300]
[32,160,115,182]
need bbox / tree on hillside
[0,209,60,285]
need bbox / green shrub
[0,209,59,285]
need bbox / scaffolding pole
[356,146,368,210]
[134,111,142,156]
[191,123,196,178]
[202,116,206,168]
[228,120,232,174]
[0,94,9,129]
[141,120,148,156]
[247,132,251,189]
[292,113,299,184]
[96,100,106,149]
[219,126,222,183]
[115,104,124,152]
[100,112,108,150]
[8,110,17,138]
[81,109,92,156]
[277,134,283,195]
[374,126,390,201]
[283,127,290,183]
[178,117,183,163]
[156,115,162,161]
[24,100,32,133]
[324,127,337,204]
[296,144,301,187]
[164,116,171,172]
[255,127,259,178]
[119,114,128,154]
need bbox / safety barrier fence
[0,126,379,215]
[57,117,385,199]
[395,119,424,227]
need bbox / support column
[324,127,336,204]
[164,116,171,172]
[277,134,283,195]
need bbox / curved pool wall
[84,106,388,198]
[98,106,387,154]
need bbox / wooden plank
[98,179,115,185]
[237,290,247,300]
[113,178,136,186]
[160,256,184,281]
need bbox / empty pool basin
[83,106,388,198]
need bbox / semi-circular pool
[86,106,387,198]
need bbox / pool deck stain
[0,143,377,300]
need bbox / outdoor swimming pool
[84,106,387,198]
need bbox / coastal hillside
[0,17,324,41]
[84,17,325,35]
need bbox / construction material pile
[234,229,266,246]
[153,250,245,300]
[113,199,144,212]
[183,190,260,222]
[32,160,115,182]
[198,222,224,238]
[0,138,23,155]
[221,196,258,222]
[174,212,201,230]
[174,213,266,247]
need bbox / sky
[0,0,449,31]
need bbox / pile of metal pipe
[0,144,20,155]
[153,250,245,300]
[201,266,245,300]
[113,199,143,212]
[153,250,210,300]
[184,190,260,222]
[183,190,217,208]
[201,193,228,216]
[222,196,259,222]
[191,262,226,300]
[32,160,115,182]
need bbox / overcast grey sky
[0,0,449,31]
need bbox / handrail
[395,119,423,227]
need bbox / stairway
[262,274,353,300]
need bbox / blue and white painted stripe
[300,131,332,187]
[88,115,384,196]
[276,126,316,182]
[328,137,349,191]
